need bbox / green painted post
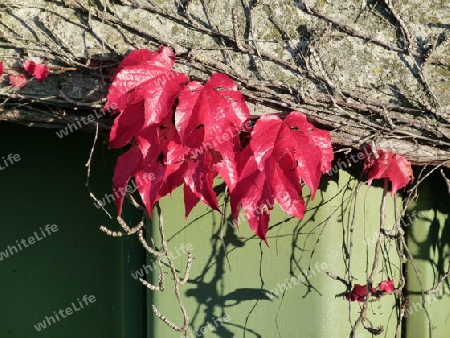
[405,172,450,338]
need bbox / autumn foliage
[345,280,395,302]
[0,60,49,87]
[104,46,414,244]
[104,46,334,243]
[364,145,413,195]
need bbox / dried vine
[99,202,193,336]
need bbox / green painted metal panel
[147,172,402,337]
[0,124,144,338]
[7,122,443,338]
[405,172,450,338]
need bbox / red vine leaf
[0,61,4,76]
[229,154,274,244]
[135,164,166,218]
[378,280,395,293]
[9,74,27,88]
[183,184,201,218]
[366,148,413,195]
[105,47,184,112]
[23,60,49,81]
[104,47,188,149]
[112,145,144,216]
[23,60,36,75]
[105,46,335,245]
[33,64,49,82]
[345,284,376,302]
[111,49,156,80]
[252,113,333,199]
[175,73,250,197]
[109,78,188,148]
[229,112,333,242]
[109,101,145,149]
[175,73,249,149]
[183,151,220,215]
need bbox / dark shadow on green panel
[0,123,145,338]
[407,168,450,292]
[404,167,450,338]
[178,220,265,338]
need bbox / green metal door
[0,123,144,337]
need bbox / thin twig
[219,186,232,270]
[350,179,388,337]
[85,122,112,218]
[154,202,190,333]
[425,263,450,295]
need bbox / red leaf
[251,113,332,199]
[23,60,36,75]
[228,112,333,242]
[175,73,249,150]
[345,284,376,302]
[366,149,413,195]
[112,145,144,216]
[112,127,172,218]
[135,164,166,218]
[270,153,305,219]
[183,151,220,215]
[378,280,395,293]
[9,74,27,88]
[279,112,333,197]
[110,49,156,80]
[183,184,201,218]
[214,144,246,191]
[105,47,188,148]
[252,112,332,207]
[229,153,274,243]
[175,74,250,196]
[109,101,145,149]
[33,64,49,82]
[141,72,189,125]
[0,62,4,76]
[104,46,184,112]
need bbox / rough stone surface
[0,0,449,166]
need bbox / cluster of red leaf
[363,145,413,195]
[345,280,395,302]
[0,60,49,88]
[105,46,334,243]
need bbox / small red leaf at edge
[33,64,49,82]
[378,280,395,293]
[367,149,413,195]
[23,60,36,76]
[9,74,27,88]
[345,284,376,302]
